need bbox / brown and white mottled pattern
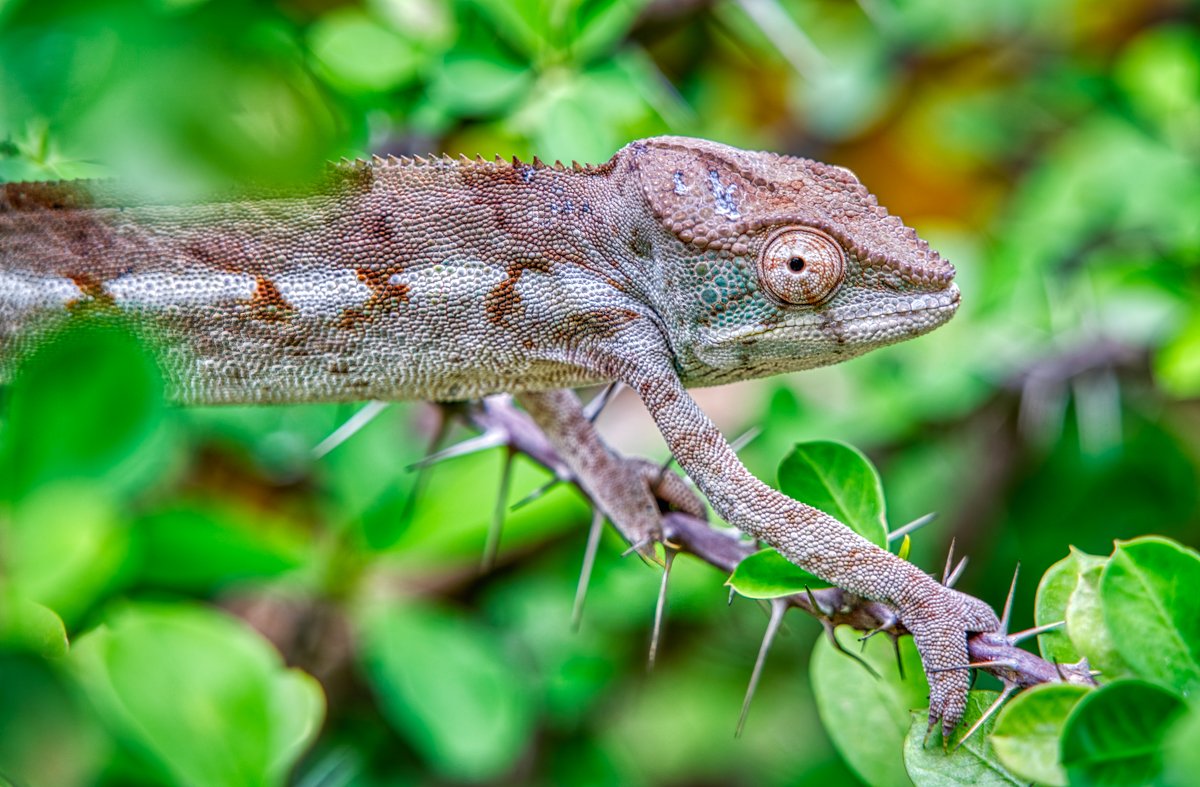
[0,136,997,733]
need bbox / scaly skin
[0,136,998,734]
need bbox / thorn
[648,548,676,670]
[945,556,969,588]
[887,512,937,543]
[582,382,622,422]
[312,400,391,458]
[942,538,957,585]
[858,627,886,653]
[1000,564,1020,635]
[621,537,653,559]
[509,474,566,511]
[394,409,451,532]
[481,449,515,572]
[951,683,1018,753]
[820,619,880,679]
[926,660,1019,674]
[728,586,736,606]
[728,425,762,453]
[804,585,830,617]
[737,599,787,737]
[892,634,905,680]
[571,508,605,632]
[1008,620,1063,645]
[407,429,507,470]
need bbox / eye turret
[758,227,845,305]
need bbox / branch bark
[453,392,1096,692]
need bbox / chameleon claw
[736,598,787,736]
[648,547,677,670]
[571,508,606,631]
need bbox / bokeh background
[1,0,1198,785]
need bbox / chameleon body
[0,136,998,732]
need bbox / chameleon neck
[0,157,647,403]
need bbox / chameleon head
[628,136,960,383]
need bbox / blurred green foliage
[2,0,1200,785]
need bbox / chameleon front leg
[515,389,705,549]
[624,367,999,737]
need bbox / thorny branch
[438,391,1095,732]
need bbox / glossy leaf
[990,682,1091,786]
[1061,679,1185,787]
[1101,536,1200,694]
[7,482,128,625]
[733,440,892,598]
[71,603,324,787]
[1,321,167,500]
[1065,548,1133,681]
[727,547,826,597]
[903,691,1020,786]
[0,596,69,659]
[358,601,535,782]
[1034,549,1087,663]
[778,440,888,548]
[812,625,927,787]
[1163,699,1200,787]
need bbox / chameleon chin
[0,135,999,735]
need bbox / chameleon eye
[758,227,845,305]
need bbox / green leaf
[727,548,826,598]
[1061,679,1185,787]
[429,53,533,117]
[7,482,129,625]
[1100,536,1200,695]
[0,595,69,658]
[358,601,535,782]
[1155,312,1200,398]
[308,9,418,93]
[1035,549,1091,663]
[778,440,888,548]
[1,321,167,500]
[811,625,927,787]
[71,603,324,787]
[133,503,305,592]
[568,0,649,64]
[903,691,1021,786]
[1164,699,1200,787]
[990,682,1091,786]
[1065,548,1134,681]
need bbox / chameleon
[0,136,999,735]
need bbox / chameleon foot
[901,585,999,741]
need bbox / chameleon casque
[0,136,999,735]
